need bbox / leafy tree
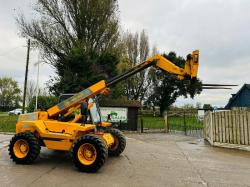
[146,52,202,115]
[17,0,120,95]
[27,96,57,112]
[48,48,119,95]
[0,77,21,110]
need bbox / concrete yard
[1,133,250,187]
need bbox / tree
[27,96,57,112]
[183,104,195,109]
[196,102,202,109]
[120,30,151,102]
[47,49,119,95]
[26,80,49,106]
[145,52,202,115]
[203,104,213,111]
[17,0,120,95]
[26,81,36,106]
[0,77,21,110]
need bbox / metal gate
[167,110,203,137]
[138,111,166,133]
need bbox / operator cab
[81,98,111,127]
[81,98,102,125]
[58,94,106,125]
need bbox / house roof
[225,84,250,108]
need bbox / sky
[1,0,250,107]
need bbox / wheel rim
[13,139,29,158]
[77,143,97,165]
[110,137,119,151]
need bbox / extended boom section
[107,50,199,87]
[47,50,199,118]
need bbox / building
[225,84,250,109]
[100,99,141,131]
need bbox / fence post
[163,111,168,133]
[140,118,143,133]
[184,111,187,135]
[209,111,214,145]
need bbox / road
[0,133,250,187]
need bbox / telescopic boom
[47,50,199,117]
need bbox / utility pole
[34,59,41,111]
[22,39,30,114]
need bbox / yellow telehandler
[9,50,199,172]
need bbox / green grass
[168,116,203,131]
[0,115,18,132]
[138,115,203,130]
[138,116,165,129]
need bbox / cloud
[0,0,249,106]
[119,0,250,106]
[0,0,55,90]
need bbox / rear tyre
[72,134,108,172]
[105,128,126,156]
[9,132,41,164]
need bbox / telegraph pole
[22,39,30,114]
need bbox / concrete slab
[0,133,250,187]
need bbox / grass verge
[0,115,18,132]
[168,116,203,131]
[138,116,203,130]
[138,116,165,129]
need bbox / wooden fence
[204,110,250,151]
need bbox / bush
[27,96,58,112]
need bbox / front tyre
[9,132,41,164]
[72,134,108,172]
[105,128,126,156]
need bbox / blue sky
[1,0,250,107]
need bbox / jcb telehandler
[9,50,199,172]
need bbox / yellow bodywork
[47,81,107,117]
[78,143,97,165]
[145,50,199,80]
[17,112,114,151]
[14,49,199,153]
[13,139,29,158]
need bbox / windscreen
[89,98,101,124]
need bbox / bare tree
[18,0,120,63]
[121,30,151,102]
[151,45,159,56]
[26,80,49,106]
[26,81,36,106]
